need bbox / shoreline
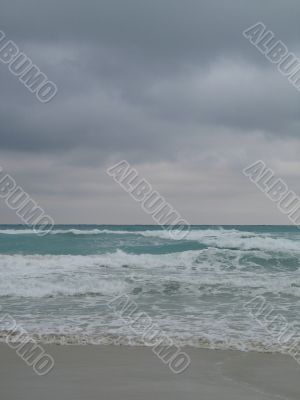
[0,332,297,355]
[0,344,299,399]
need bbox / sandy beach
[0,344,299,400]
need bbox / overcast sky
[1,0,300,224]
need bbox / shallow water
[0,224,299,352]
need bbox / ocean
[0,225,299,354]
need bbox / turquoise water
[0,225,300,352]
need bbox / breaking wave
[1,225,300,353]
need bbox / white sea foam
[134,228,300,252]
[0,331,298,354]
[0,312,299,355]
[0,250,300,298]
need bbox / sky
[0,0,300,224]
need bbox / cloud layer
[0,0,300,224]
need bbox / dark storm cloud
[0,0,300,158]
[2,0,300,56]
[1,0,300,223]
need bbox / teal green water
[0,225,299,352]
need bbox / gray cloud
[0,0,300,223]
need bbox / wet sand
[0,344,299,399]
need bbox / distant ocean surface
[0,225,300,353]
